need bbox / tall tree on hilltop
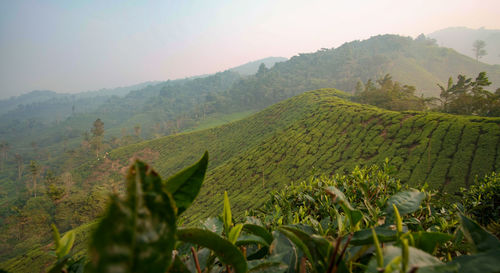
[472,40,487,61]
[29,160,40,198]
[91,118,104,158]
[15,153,24,183]
[0,141,9,171]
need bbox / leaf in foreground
[177,228,247,273]
[87,160,177,273]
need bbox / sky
[1,0,499,99]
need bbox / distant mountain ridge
[428,27,500,65]
[229,56,288,75]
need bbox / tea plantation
[108,88,500,223]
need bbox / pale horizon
[1,0,499,99]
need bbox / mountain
[3,88,499,272]
[428,27,500,65]
[3,35,500,160]
[229,57,288,75]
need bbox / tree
[91,118,104,158]
[438,72,499,116]
[355,74,426,111]
[29,160,40,197]
[473,40,487,61]
[14,153,24,183]
[0,141,9,170]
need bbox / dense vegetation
[1,88,500,268]
[4,153,499,272]
[437,72,500,116]
[2,34,500,271]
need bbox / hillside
[2,88,500,272]
[106,89,500,222]
[3,35,500,162]
[428,27,500,65]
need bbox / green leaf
[386,189,425,215]
[449,249,500,273]
[243,224,274,245]
[326,186,363,230]
[164,151,208,216]
[202,216,224,235]
[248,256,288,273]
[350,227,397,245]
[412,232,453,254]
[325,186,354,210]
[236,234,270,247]
[417,264,459,273]
[269,231,299,272]
[278,226,331,273]
[87,160,177,273]
[58,231,75,260]
[277,227,315,272]
[366,245,442,273]
[229,223,244,244]
[459,214,500,253]
[223,191,233,235]
[177,228,247,273]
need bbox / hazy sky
[1,0,499,99]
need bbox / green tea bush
[43,154,500,273]
[460,172,500,227]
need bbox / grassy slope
[111,88,500,223]
[2,88,500,272]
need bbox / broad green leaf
[202,216,224,235]
[51,224,75,260]
[177,228,247,273]
[417,264,459,273]
[412,232,453,254]
[269,231,299,273]
[57,230,75,260]
[366,246,442,273]
[164,151,208,215]
[87,160,177,273]
[229,223,244,244]
[449,249,500,273]
[277,227,315,272]
[459,214,500,253]
[243,224,274,245]
[350,227,397,245]
[236,234,270,247]
[223,191,232,235]
[386,189,425,215]
[278,226,332,273]
[248,255,288,273]
[326,186,363,230]
[325,186,354,210]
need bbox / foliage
[460,172,500,227]
[37,155,500,273]
[438,72,500,116]
[354,74,427,111]
[472,40,487,61]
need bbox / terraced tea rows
[106,89,500,223]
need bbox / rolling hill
[3,35,500,163]
[103,88,500,222]
[2,88,500,272]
